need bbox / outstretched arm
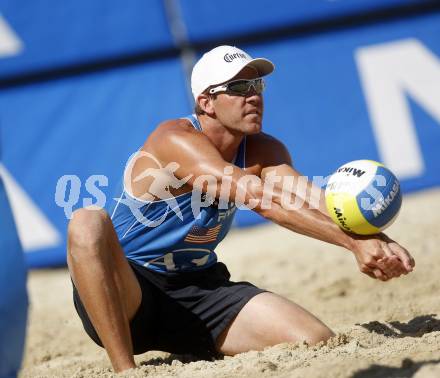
[248,134,414,281]
[259,162,414,281]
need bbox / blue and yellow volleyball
[325,160,402,235]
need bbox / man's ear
[197,94,215,116]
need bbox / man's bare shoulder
[149,118,196,140]
[246,132,292,167]
[144,118,209,151]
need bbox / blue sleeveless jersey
[110,114,246,273]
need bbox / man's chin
[244,122,262,135]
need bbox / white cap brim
[245,58,275,78]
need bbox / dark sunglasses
[208,78,265,96]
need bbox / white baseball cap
[191,45,275,100]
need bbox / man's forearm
[259,198,356,252]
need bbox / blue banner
[0,58,190,267]
[259,12,440,183]
[1,5,439,265]
[0,0,173,77]
[179,0,427,42]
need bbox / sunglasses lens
[228,81,250,93]
[228,79,264,94]
[253,79,264,93]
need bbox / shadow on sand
[352,314,440,377]
[359,314,440,338]
[351,358,440,378]
[140,353,215,367]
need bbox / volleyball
[325,160,402,235]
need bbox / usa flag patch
[184,224,222,244]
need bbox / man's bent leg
[216,292,334,355]
[67,207,142,372]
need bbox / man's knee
[67,207,111,259]
[282,321,335,346]
[302,326,335,346]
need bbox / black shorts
[72,260,266,359]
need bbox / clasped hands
[351,233,415,281]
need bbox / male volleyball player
[67,46,415,372]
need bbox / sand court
[21,189,440,378]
